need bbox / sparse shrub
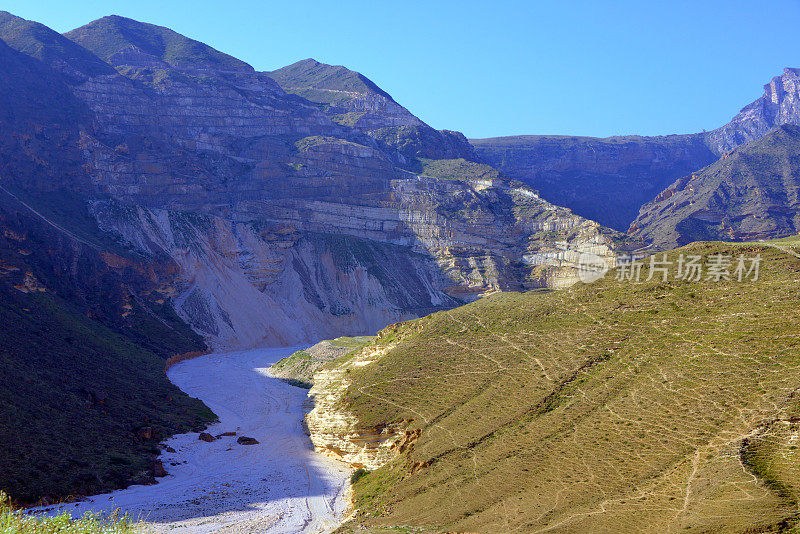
[351,468,370,484]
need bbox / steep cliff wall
[471,134,716,231]
[705,68,800,154]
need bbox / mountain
[471,133,716,230]
[267,58,476,161]
[630,124,800,249]
[0,11,114,78]
[53,14,628,348]
[0,12,633,502]
[309,238,800,533]
[64,14,252,72]
[706,68,800,153]
[472,67,800,233]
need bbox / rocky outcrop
[629,124,800,249]
[705,68,800,154]
[306,339,403,469]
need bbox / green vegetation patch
[417,158,501,182]
[0,289,215,504]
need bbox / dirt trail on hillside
[35,348,351,533]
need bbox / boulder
[236,436,259,445]
[152,460,167,477]
[198,432,216,442]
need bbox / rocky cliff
[472,67,800,233]
[630,124,800,249]
[0,12,628,350]
[705,68,800,154]
[306,331,407,470]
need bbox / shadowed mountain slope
[630,124,800,249]
[471,133,716,230]
[0,11,114,78]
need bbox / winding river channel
[38,347,351,533]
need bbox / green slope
[330,239,800,533]
[0,289,214,504]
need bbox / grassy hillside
[271,336,374,388]
[332,239,800,533]
[0,288,215,504]
[631,124,800,249]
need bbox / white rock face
[89,171,619,350]
[306,343,401,470]
[90,201,450,349]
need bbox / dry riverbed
[34,347,351,533]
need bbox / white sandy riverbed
[36,347,351,533]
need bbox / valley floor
[31,348,351,533]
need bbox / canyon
[2,9,800,532]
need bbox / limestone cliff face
[89,201,460,349]
[0,12,627,350]
[705,68,800,154]
[306,339,403,469]
[88,169,618,348]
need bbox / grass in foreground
[0,492,134,533]
[333,241,800,533]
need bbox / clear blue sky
[4,0,800,138]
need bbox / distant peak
[0,10,115,76]
[65,15,252,72]
[268,58,395,104]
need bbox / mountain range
[473,67,800,234]
[1,9,800,514]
